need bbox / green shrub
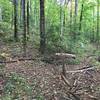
[2,72,32,100]
[0,22,12,35]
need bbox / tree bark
[27,0,29,35]
[23,0,27,56]
[59,2,64,38]
[92,6,95,42]
[74,0,78,29]
[73,0,78,40]
[75,0,78,17]
[79,3,83,31]
[14,0,18,41]
[0,7,2,21]
[96,0,99,47]
[70,0,73,32]
[40,0,46,54]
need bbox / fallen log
[0,58,37,63]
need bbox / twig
[88,94,98,100]
[68,91,80,100]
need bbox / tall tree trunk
[20,0,22,27]
[0,7,2,21]
[96,0,99,46]
[60,3,63,37]
[74,0,78,28]
[70,0,72,32]
[34,0,37,27]
[11,8,14,29]
[14,0,18,41]
[74,0,78,21]
[28,0,32,27]
[74,0,78,39]
[40,0,46,54]
[63,0,67,31]
[63,10,66,33]
[23,0,27,56]
[20,0,25,27]
[11,2,14,29]
[79,3,83,31]
[27,0,29,35]
[92,6,95,42]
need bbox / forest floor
[0,41,100,100]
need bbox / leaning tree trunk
[14,0,18,41]
[40,0,46,54]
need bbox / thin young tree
[0,7,2,21]
[60,2,62,37]
[22,0,27,56]
[27,0,29,35]
[40,0,46,54]
[74,0,78,39]
[70,0,73,32]
[34,0,37,27]
[74,0,78,25]
[92,6,95,42]
[74,0,78,30]
[20,0,24,27]
[96,0,99,47]
[14,0,18,41]
[79,2,83,31]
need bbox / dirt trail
[5,59,65,99]
[0,43,100,100]
[4,56,100,100]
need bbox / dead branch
[61,73,71,87]
[66,67,95,73]
[88,94,98,100]
[55,53,76,59]
[0,58,37,63]
[68,91,80,100]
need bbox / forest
[0,0,100,100]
